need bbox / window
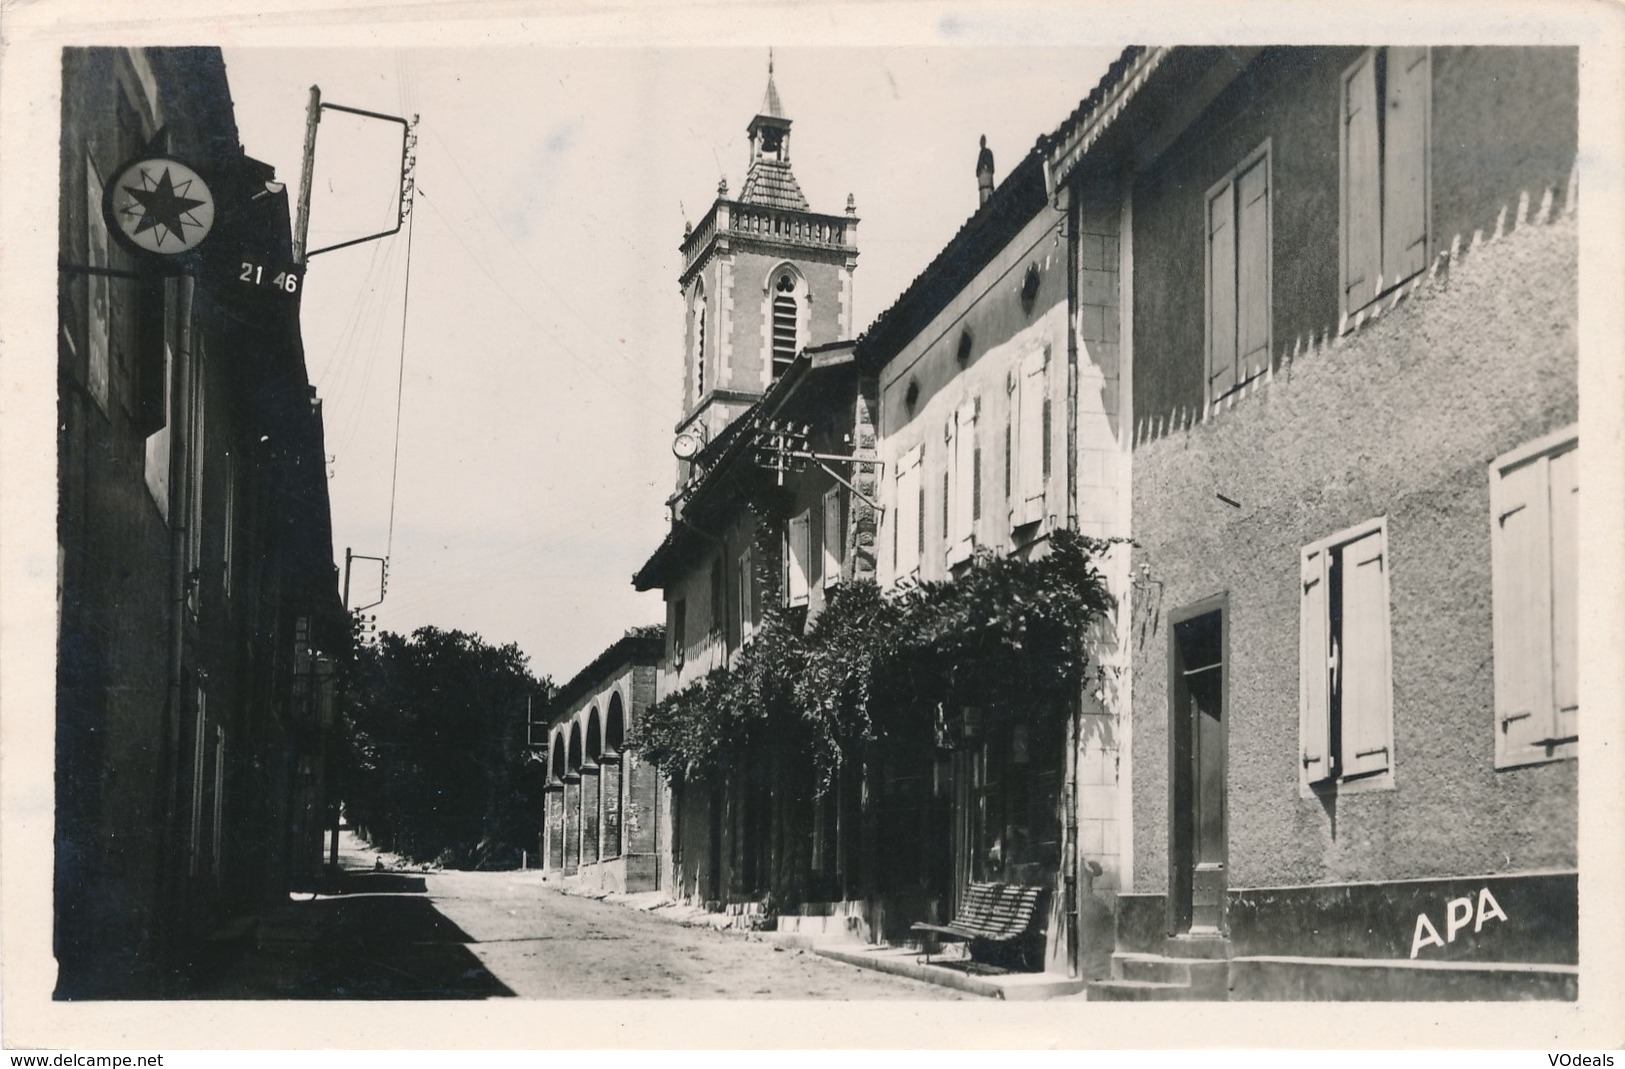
[1206,144,1271,403]
[222,453,236,599]
[1301,518,1394,789]
[710,556,725,636]
[894,444,923,578]
[736,549,755,640]
[771,272,799,379]
[185,358,206,615]
[947,397,978,565]
[1342,47,1430,319]
[822,486,845,587]
[1008,344,1050,528]
[1491,429,1578,769]
[785,510,811,607]
[85,156,110,415]
[672,600,686,669]
[189,689,208,876]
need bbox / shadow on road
[195,868,514,1000]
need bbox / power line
[385,155,417,560]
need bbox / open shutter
[1343,51,1381,313]
[788,511,811,606]
[1548,446,1578,742]
[1382,47,1430,287]
[822,487,843,587]
[1018,347,1049,525]
[1339,529,1392,778]
[1236,157,1271,383]
[895,445,922,576]
[1207,182,1238,400]
[1300,547,1333,784]
[1492,455,1554,762]
[737,549,754,638]
[949,400,976,562]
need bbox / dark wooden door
[1169,606,1227,935]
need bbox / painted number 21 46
[239,262,299,293]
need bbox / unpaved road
[199,832,963,1000]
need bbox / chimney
[976,134,996,207]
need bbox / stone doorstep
[809,944,1087,1001]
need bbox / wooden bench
[911,882,1045,970]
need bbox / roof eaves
[1046,46,1168,186]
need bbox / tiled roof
[738,159,811,211]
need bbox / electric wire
[384,146,416,561]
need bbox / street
[196,833,965,1000]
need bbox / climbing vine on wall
[632,529,1118,793]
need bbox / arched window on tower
[771,271,800,379]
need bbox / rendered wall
[1129,205,1578,893]
[1131,46,1578,429]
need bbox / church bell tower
[672,55,860,478]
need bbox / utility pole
[293,86,320,265]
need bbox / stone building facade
[1043,45,1579,999]
[56,47,346,997]
[537,630,664,894]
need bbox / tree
[338,625,552,867]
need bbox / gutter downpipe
[1051,154,1083,981]
[160,274,196,990]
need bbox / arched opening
[550,732,566,781]
[766,266,807,381]
[586,707,603,764]
[606,693,625,753]
[568,722,583,772]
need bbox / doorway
[1168,601,1227,936]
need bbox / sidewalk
[558,881,1087,1000]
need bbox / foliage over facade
[633,529,1116,792]
[338,625,552,867]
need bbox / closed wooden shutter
[1207,182,1238,400]
[1236,156,1271,382]
[1382,47,1430,287]
[1549,446,1578,742]
[1343,51,1381,313]
[737,550,753,638]
[1492,455,1553,760]
[1300,547,1333,784]
[788,510,811,606]
[1338,529,1392,777]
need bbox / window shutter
[809,497,823,591]
[1338,529,1392,777]
[822,487,843,586]
[896,446,922,576]
[1236,157,1271,383]
[1382,47,1430,288]
[1018,347,1048,524]
[1300,548,1333,784]
[737,550,754,638]
[1492,456,1553,760]
[1207,182,1238,400]
[1343,52,1382,313]
[1549,446,1578,742]
[950,400,976,562]
[788,511,811,606]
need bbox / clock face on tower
[673,430,704,459]
[104,156,216,256]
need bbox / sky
[220,46,1118,685]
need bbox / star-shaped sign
[106,157,215,255]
